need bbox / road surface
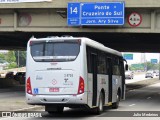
[1,80,160,120]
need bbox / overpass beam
[0,8,160,33]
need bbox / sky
[122,52,160,65]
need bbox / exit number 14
[70,7,78,14]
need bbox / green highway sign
[131,64,144,69]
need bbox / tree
[6,51,16,63]
[7,62,17,69]
[0,53,5,60]
[2,51,17,69]
[15,51,26,67]
[145,62,159,71]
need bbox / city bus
[26,36,127,114]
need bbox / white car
[154,70,159,76]
[125,71,134,79]
[145,71,154,78]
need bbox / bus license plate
[49,88,59,92]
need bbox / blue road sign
[123,54,133,60]
[67,2,125,26]
[67,3,81,26]
[151,59,158,64]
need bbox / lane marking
[129,104,135,107]
[147,97,151,100]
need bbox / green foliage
[0,50,26,69]
[0,53,5,60]
[145,62,159,71]
[6,51,16,63]
[6,62,17,69]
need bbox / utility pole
[18,50,19,68]
[141,53,146,71]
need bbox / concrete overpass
[0,0,160,52]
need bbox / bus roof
[29,36,122,57]
[82,37,122,57]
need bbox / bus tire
[112,91,120,109]
[93,92,104,115]
[47,106,64,114]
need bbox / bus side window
[98,53,107,74]
[106,56,110,75]
[112,58,120,75]
[87,46,92,73]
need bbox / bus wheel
[112,92,120,109]
[93,92,104,115]
[47,106,64,114]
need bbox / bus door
[120,60,125,100]
[107,57,112,103]
[91,53,98,106]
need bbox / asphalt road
[39,82,160,118]
[1,81,160,120]
[1,75,160,120]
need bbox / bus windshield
[30,41,80,62]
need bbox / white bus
[26,36,127,114]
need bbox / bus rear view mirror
[125,64,128,71]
